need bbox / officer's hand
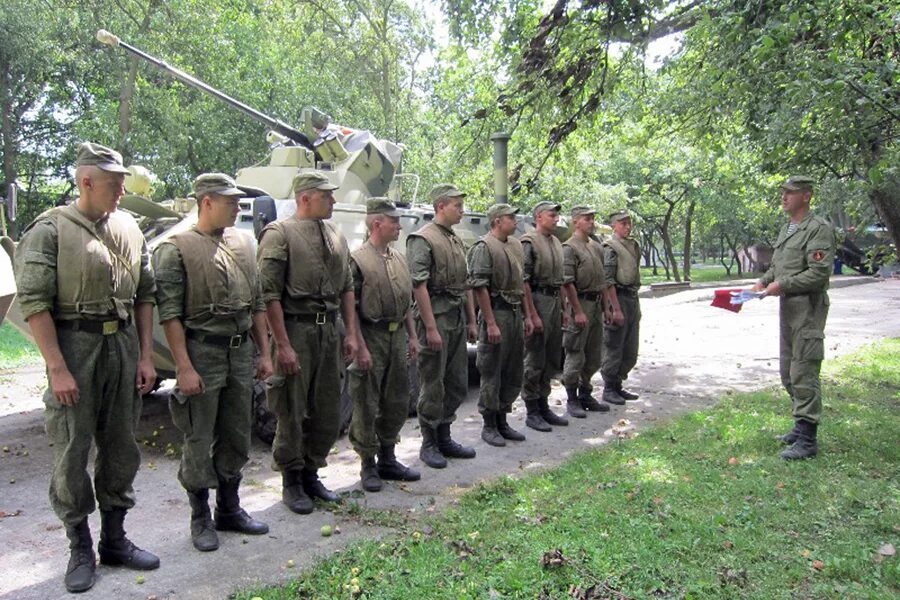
[343,334,359,365]
[137,357,157,396]
[574,311,588,329]
[764,281,782,297]
[531,314,544,335]
[611,308,625,327]
[486,322,501,344]
[256,354,274,381]
[425,327,443,352]
[176,365,205,396]
[750,281,765,293]
[466,322,478,344]
[277,344,301,376]
[49,365,80,406]
[407,337,421,363]
[524,317,535,338]
[356,344,373,371]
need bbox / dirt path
[1,277,897,600]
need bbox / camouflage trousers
[170,337,254,492]
[268,319,342,472]
[44,325,142,526]
[348,323,410,459]
[779,292,829,424]
[415,306,468,428]
[476,304,525,414]
[562,297,604,391]
[522,291,562,401]
[602,291,640,386]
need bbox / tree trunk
[682,197,695,281]
[718,234,732,275]
[660,202,680,282]
[0,66,18,238]
[870,184,900,262]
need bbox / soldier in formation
[153,173,272,551]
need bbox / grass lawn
[238,339,899,600]
[0,322,41,370]
[639,264,758,285]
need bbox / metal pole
[490,132,511,205]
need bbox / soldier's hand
[425,327,443,352]
[524,317,535,338]
[750,281,765,293]
[531,315,544,335]
[486,322,501,344]
[137,357,157,396]
[49,365,80,406]
[277,345,301,375]
[176,366,205,396]
[611,308,625,327]
[343,334,359,365]
[466,322,478,344]
[256,354,274,381]
[356,344,373,371]
[764,281,782,297]
[574,311,588,329]
[561,312,570,328]
[407,337,421,363]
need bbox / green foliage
[0,323,41,370]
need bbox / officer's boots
[360,457,383,492]
[97,509,160,571]
[419,424,448,469]
[777,420,801,444]
[617,384,640,400]
[496,411,526,441]
[565,388,587,418]
[64,518,96,593]
[525,400,552,432]
[539,397,569,427]
[301,467,341,503]
[187,489,219,552]
[481,411,506,447]
[376,444,421,481]
[215,477,269,535]
[281,470,314,514]
[780,420,818,460]
[602,385,626,406]
[578,386,609,412]
[437,423,477,459]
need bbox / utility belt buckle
[315,312,327,325]
[101,320,119,336]
[229,334,243,348]
[388,321,400,332]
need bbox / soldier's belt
[362,319,403,332]
[490,296,522,312]
[284,311,337,325]
[577,291,602,302]
[615,286,638,297]
[186,329,249,348]
[531,285,560,297]
[56,318,131,336]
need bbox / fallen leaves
[539,548,568,569]
[812,560,825,571]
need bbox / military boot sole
[303,483,341,504]
[780,443,818,460]
[377,464,422,481]
[481,427,506,447]
[525,414,552,432]
[540,411,569,426]
[498,428,526,441]
[97,543,160,570]
[420,448,448,469]
[65,551,96,593]
[283,486,314,515]
[566,403,587,418]
[360,467,383,492]
[215,510,269,535]
[618,388,640,400]
[602,391,626,406]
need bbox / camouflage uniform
[601,229,642,395]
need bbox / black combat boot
[360,457,383,492]
[565,388,587,418]
[419,424,448,469]
[437,423,477,458]
[602,385,626,406]
[780,420,818,460]
[97,509,160,570]
[301,468,341,503]
[496,411,526,441]
[282,470,314,514]
[64,518,96,593]
[539,397,569,426]
[525,399,552,432]
[776,420,801,444]
[215,477,269,535]
[578,386,609,412]
[481,411,506,447]
[376,444,421,481]
[617,383,640,400]
[187,489,219,552]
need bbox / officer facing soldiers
[752,176,835,460]
[153,173,272,551]
[468,203,532,447]
[14,142,159,593]
[561,206,611,418]
[601,210,642,406]
[521,201,569,431]
[349,198,421,491]
[258,171,360,513]
[407,183,478,468]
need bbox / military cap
[781,175,815,191]
[429,183,466,203]
[76,142,130,174]
[293,171,339,194]
[486,204,519,221]
[608,210,632,224]
[191,173,244,199]
[532,200,561,217]
[367,197,401,217]
[570,205,596,218]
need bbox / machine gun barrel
[96,30,313,150]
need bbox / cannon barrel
[96,30,314,150]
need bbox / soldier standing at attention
[349,198,421,491]
[601,210,642,406]
[153,174,272,551]
[468,204,532,447]
[257,171,360,514]
[561,206,611,418]
[407,184,478,469]
[14,142,159,593]
[521,201,569,431]
[752,176,835,460]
